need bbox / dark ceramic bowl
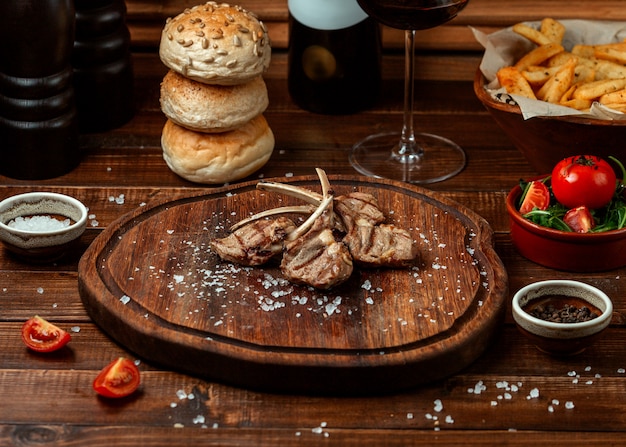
[512,280,613,355]
[506,183,626,272]
[0,192,88,263]
[474,70,626,174]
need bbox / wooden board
[78,175,508,394]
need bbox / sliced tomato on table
[564,206,595,233]
[93,357,141,398]
[519,180,551,215]
[21,315,71,353]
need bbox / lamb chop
[334,192,417,268]
[210,215,297,266]
[279,173,353,290]
[259,176,417,268]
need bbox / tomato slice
[21,315,71,353]
[519,181,550,215]
[564,206,595,233]
[93,357,141,398]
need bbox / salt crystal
[37,287,44,294]
[527,388,539,399]
[445,415,454,424]
[70,326,80,333]
[193,415,205,424]
[433,399,443,412]
[173,275,184,283]
[8,215,71,231]
[618,368,625,374]
[565,401,575,409]
[120,295,131,304]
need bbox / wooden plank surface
[1,1,626,444]
[125,0,626,50]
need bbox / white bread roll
[161,115,274,184]
[159,2,271,85]
[160,70,268,133]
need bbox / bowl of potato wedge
[474,18,626,173]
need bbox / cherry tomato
[551,155,617,209]
[564,206,595,233]
[519,180,550,214]
[21,315,71,353]
[93,357,141,398]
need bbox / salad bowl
[506,183,626,272]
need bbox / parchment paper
[472,20,626,120]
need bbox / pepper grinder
[72,0,134,132]
[0,0,80,180]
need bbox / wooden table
[2,1,626,445]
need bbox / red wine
[356,0,469,30]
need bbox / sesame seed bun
[159,2,271,85]
[161,115,274,184]
[160,70,269,133]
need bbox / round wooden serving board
[78,175,508,394]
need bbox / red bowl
[506,184,626,272]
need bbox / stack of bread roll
[158,2,274,184]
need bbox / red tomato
[564,206,595,233]
[21,315,71,353]
[551,155,617,209]
[93,357,141,398]
[519,180,550,214]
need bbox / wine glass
[350,0,470,184]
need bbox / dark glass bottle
[73,0,134,132]
[0,0,79,180]
[288,0,382,115]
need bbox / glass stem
[394,29,421,163]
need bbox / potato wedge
[560,98,592,111]
[537,58,577,103]
[497,66,537,99]
[599,88,626,104]
[594,47,626,65]
[514,43,564,71]
[540,18,566,45]
[573,78,626,100]
[512,23,552,46]
[593,60,626,80]
[521,65,560,87]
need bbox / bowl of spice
[0,192,88,262]
[512,280,613,356]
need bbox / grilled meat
[334,192,416,268]
[210,216,296,266]
[280,195,353,289]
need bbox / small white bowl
[512,280,613,355]
[0,192,88,262]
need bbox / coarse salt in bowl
[0,192,88,262]
[512,280,613,355]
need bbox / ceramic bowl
[474,70,626,174]
[512,280,613,355]
[0,192,88,262]
[506,183,626,272]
